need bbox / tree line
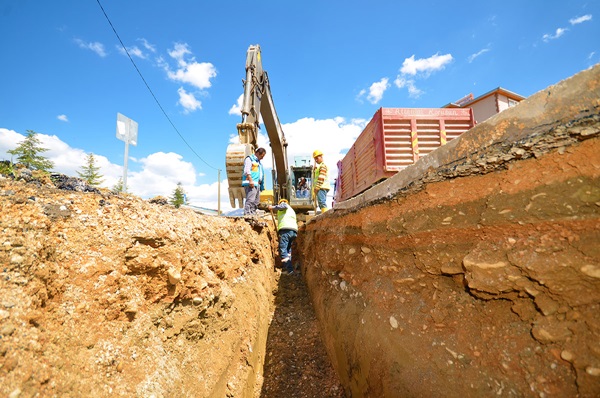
[4,130,187,207]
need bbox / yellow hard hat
[278,198,289,204]
[313,150,323,158]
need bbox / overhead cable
[95,0,219,172]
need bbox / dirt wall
[0,182,278,397]
[297,64,600,397]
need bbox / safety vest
[277,205,298,231]
[242,154,264,187]
[313,162,331,191]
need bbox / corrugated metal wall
[335,108,475,203]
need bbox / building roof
[442,87,526,108]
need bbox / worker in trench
[312,150,330,213]
[242,147,266,217]
[267,198,298,275]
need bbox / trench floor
[260,270,345,398]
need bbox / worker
[242,147,266,216]
[297,177,309,198]
[268,198,298,274]
[312,149,331,213]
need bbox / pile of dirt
[0,175,270,396]
[0,174,343,397]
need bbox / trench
[0,65,597,398]
[259,259,345,397]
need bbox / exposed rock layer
[298,65,600,397]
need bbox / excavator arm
[226,44,289,208]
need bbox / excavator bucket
[226,143,253,208]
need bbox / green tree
[8,130,54,171]
[169,182,186,208]
[77,152,104,186]
[112,177,126,193]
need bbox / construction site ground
[260,272,344,398]
[1,65,599,397]
[0,174,344,397]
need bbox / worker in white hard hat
[268,198,298,274]
[312,149,330,213]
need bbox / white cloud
[279,117,366,182]
[116,39,156,60]
[165,43,217,90]
[1,128,241,212]
[138,38,156,53]
[74,39,107,57]
[569,15,592,25]
[229,94,243,115]
[57,114,69,122]
[394,77,424,98]
[366,78,390,104]
[0,128,24,161]
[389,53,452,98]
[468,48,490,63]
[400,53,453,76]
[118,45,146,59]
[177,87,202,113]
[1,114,368,213]
[355,89,367,103]
[128,152,195,193]
[542,27,568,42]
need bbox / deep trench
[259,261,346,398]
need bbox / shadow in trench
[259,264,346,398]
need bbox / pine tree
[77,153,104,186]
[8,130,54,171]
[112,177,126,193]
[169,182,186,208]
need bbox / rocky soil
[0,173,343,397]
[261,272,345,398]
[297,65,600,397]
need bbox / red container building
[335,107,475,203]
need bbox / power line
[95,0,219,172]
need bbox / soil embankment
[0,180,275,397]
[297,64,600,397]
[0,173,344,397]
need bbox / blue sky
[1,0,598,211]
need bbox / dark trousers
[279,229,297,272]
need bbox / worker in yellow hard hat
[268,198,298,275]
[312,150,330,213]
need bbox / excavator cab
[288,156,314,215]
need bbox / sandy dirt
[297,118,600,397]
[0,172,344,397]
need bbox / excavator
[226,44,314,218]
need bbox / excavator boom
[226,45,313,215]
[226,44,288,207]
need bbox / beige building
[443,87,525,124]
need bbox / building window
[508,99,519,107]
